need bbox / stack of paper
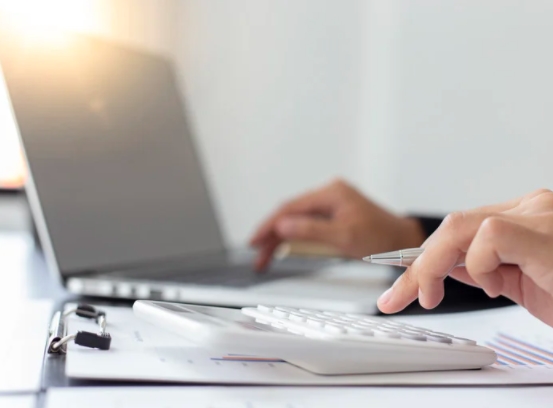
[65,303,553,385]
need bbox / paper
[45,386,553,408]
[0,300,53,393]
[65,304,553,385]
[390,306,553,368]
[0,395,36,408]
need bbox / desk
[0,196,547,407]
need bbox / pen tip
[362,256,372,262]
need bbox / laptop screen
[0,34,224,275]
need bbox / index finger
[377,211,491,313]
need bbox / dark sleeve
[412,215,443,238]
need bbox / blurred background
[1,0,553,245]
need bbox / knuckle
[532,188,552,197]
[330,178,348,190]
[278,197,302,213]
[526,188,553,202]
[399,269,417,288]
[441,211,467,232]
[479,216,507,239]
[536,192,553,208]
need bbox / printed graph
[487,333,553,367]
[211,354,286,363]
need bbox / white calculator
[133,301,496,375]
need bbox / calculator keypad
[241,305,477,346]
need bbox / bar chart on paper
[487,333,553,368]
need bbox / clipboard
[42,301,116,389]
[47,304,111,354]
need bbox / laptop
[0,34,393,313]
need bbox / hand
[249,179,426,270]
[378,189,553,327]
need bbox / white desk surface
[2,199,553,406]
[45,386,553,408]
[0,395,36,408]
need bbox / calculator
[133,301,496,375]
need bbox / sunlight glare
[0,0,98,36]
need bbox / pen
[362,248,466,268]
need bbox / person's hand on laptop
[378,188,553,327]
[250,179,426,271]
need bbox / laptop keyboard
[133,265,316,288]
[100,260,323,288]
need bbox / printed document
[65,304,553,385]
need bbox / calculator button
[351,322,376,329]
[273,310,289,318]
[401,327,426,335]
[425,334,452,344]
[346,326,374,336]
[451,337,477,346]
[373,329,401,339]
[331,318,353,325]
[322,311,341,317]
[289,314,307,323]
[425,330,451,337]
[257,305,273,313]
[275,306,297,313]
[299,308,318,314]
[398,331,427,341]
[382,321,406,328]
[307,318,325,328]
[334,316,356,322]
[405,327,429,335]
[361,318,381,325]
[324,324,347,334]
[345,313,368,318]
[379,322,401,329]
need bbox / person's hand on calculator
[378,189,553,327]
[249,179,426,271]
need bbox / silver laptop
[0,34,393,313]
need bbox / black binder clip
[48,304,112,354]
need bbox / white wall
[174,1,393,245]
[90,0,401,247]
[11,1,553,246]
[392,1,553,214]
[175,0,553,244]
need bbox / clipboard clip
[48,304,112,354]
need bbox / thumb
[275,216,341,248]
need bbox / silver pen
[363,247,467,268]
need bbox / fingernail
[276,219,296,235]
[378,287,394,305]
